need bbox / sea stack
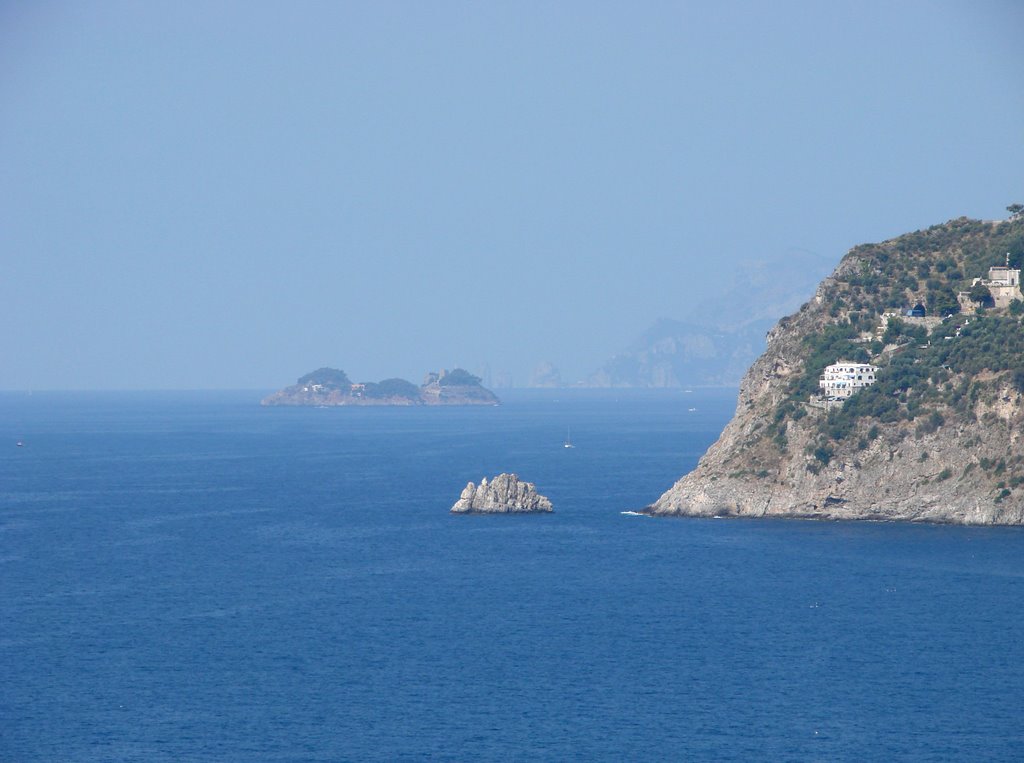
[450,474,554,514]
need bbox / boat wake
[620,511,650,517]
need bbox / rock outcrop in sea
[646,214,1024,525]
[450,474,554,514]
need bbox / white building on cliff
[819,361,878,400]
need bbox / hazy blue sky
[2,1,1022,389]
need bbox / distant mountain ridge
[586,317,770,387]
[586,249,835,387]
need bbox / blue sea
[2,389,1024,761]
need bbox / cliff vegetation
[649,210,1024,524]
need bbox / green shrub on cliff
[968,283,994,307]
[363,378,420,399]
[297,367,352,389]
[438,368,483,387]
[763,216,1024,451]
[813,313,1024,443]
[789,322,863,400]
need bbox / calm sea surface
[2,389,1023,761]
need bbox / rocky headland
[262,367,499,407]
[646,213,1024,525]
[451,474,554,514]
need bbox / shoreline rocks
[450,474,553,514]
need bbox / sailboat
[563,427,575,449]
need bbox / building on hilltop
[958,254,1022,311]
[818,361,878,401]
[986,262,1020,287]
[983,260,1022,308]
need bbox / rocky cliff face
[529,361,563,388]
[260,388,419,406]
[451,474,554,514]
[647,216,1024,525]
[419,381,499,406]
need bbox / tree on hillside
[1007,203,1024,220]
[438,368,483,387]
[968,283,994,307]
[363,378,420,399]
[927,287,960,318]
[1006,234,1024,270]
[297,367,352,389]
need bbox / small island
[261,367,499,407]
[451,474,554,514]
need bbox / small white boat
[563,427,575,449]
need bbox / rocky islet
[450,474,554,514]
